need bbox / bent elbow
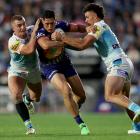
[25,46,35,54]
[78,44,87,50]
[27,49,34,54]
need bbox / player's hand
[86,25,95,33]
[51,32,63,41]
[51,28,65,41]
[33,18,41,33]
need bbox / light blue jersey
[88,20,126,67]
[8,26,38,70]
[8,26,41,83]
[88,20,134,81]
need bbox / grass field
[0,113,139,140]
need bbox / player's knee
[34,98,40,102]
[31,96,40,102]
[63,92,72,100]
[105,89,119,102]
[61,85,72,98]
[104,94,112,102]
[63,89,73,99]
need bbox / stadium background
[0,0,140,114]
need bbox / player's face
[42,18,55,33]
[12,19,26,38]
[85,11,97,26]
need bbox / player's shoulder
[36,27,48,39]
[94,20,105,26]
[94,20,108,31]
[37,27,47,34]
[94,20,108,29]
[55,20,69,31]
[8,34,19,44]
[38,27,45,32]
[26,25,34,34]
[56,20,69,25]
[8,34,21,51]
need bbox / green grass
[0,113,139,140]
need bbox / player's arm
[8,37,36,55]
[18,34,36,54]
[9,34,37,55]
[62,34,96,50]
[37,36,64,50]
[52,24,103,50]
[9,19,40,55]
[19,18,41,54]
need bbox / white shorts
[107,57,134,81]
[8,67,41,84]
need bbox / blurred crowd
[0,0,140,109]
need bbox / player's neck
[96,17,102,22]
[94,18,103,24]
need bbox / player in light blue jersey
[51,3,140,135]
[8,15,42,135]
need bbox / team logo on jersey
[94,25,100,31]
[93,25,102,39]
[36,32,45,39]
[10,40,20,51]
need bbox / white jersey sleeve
[8,37,23,53]
[8,25,34,54]
[88,21,105,40]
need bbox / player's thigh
[27,82,42,100]
[67,75,85,97]
[27,68,41,84]
[51,73,71,94]
[8,76,26,98]
[26,67,42,99]
[122,81,131,97]
[105,76,125,96]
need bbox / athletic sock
[128,102,140,114]
[23,93,33,105]
[24,120,33,129]
[132,122,140,131]
[74,115,84,125]
[15,102,30,122]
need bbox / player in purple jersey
[36,10,90,135]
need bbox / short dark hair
[83,3,104,19]
[11,15,25,23]
[42,10,55,19]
